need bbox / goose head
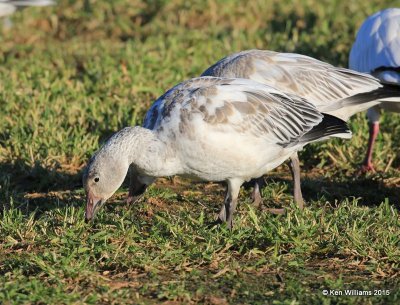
[83,150,129,221]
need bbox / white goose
[83,77,351,228]
[0,0,54,17]
[0,2,15,17]
[201,49,400,207]
[349,8,400,172]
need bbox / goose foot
[217,179,242,230]
[263,207,286,215]
[359,163,376,174]
[251,178,264,208]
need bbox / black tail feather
[342,84,400,107]
[373,66,400,73]
[286,113,351,147]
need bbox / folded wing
[144,77,325,146]
[202,50,383,112]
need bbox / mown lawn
[0,0,399,304]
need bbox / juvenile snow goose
[349,8,400,172]
[201,49,400,207]
[83,77,351,228]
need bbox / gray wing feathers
[240,90,322,144]
[202,50,382,108]
[145,77,323,146]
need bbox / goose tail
[285,114,352,148]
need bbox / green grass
[1,0,400,304]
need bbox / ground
[0,0,399,304]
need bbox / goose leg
[218,179,242,229]
[361,122,379,172]
[126,170,148,204]
[289,152,304,209]
[251,177,264,207]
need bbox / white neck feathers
[102,126,180,177]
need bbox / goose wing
[202,49,383,110]
[145,77,323,146]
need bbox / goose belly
[174,129,293,182]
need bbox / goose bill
[85,193,104,221]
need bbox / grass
[0,0,400,304]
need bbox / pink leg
[289,153,304,209]
[361,122,380,172]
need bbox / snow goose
[0,2,16,17]
[349,8,400,172]
[83,77,351,228]
[201,49,400,207]
[0,1,54,18]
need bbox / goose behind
[201,49,400,206]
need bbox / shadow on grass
[0,158,134,216]
[0,161,82,193]
[0,160,85,215]
[303,176,400,209]
[264,173,400,210]
[0,125,125,194]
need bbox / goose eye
[94,177,100,183]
